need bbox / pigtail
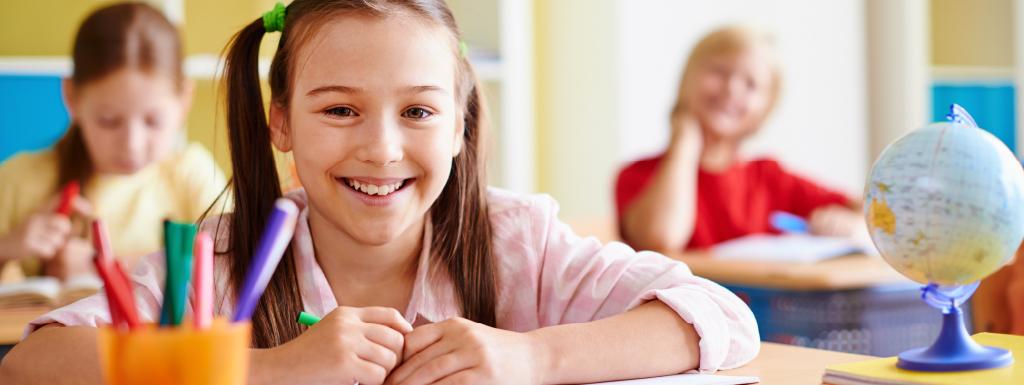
[55,123,91,188]
[431,62,498,326]
[222,18,304,348]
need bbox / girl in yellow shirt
[0,2,226,279]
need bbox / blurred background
[0,0,1017,233]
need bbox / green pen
[297,311,321,326]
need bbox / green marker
[297,311,321,326]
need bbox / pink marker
[192,232,214,329]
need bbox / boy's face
[272,14,463,246]
[68,69,188,174]
[688,47,774,141]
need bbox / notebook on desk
[712,234,874,264]
[822,333,1024,385]
[0,276,101,309]
[586,373,759,384]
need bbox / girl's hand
[43,237,95,280]
[808,205,862,237]
[669,112,703,154]
[255,306,413,385]
[1,194,92,261]
[386,317,546,385]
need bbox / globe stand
[897,299,1013,371]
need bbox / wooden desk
[0,307,48,345]
[723,342,872,384]
[671,252,914,290]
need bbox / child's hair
[55,2,185,188]
[221,0,495,347]
[670,25,781,126]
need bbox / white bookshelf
[449,0,535,193]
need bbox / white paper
[0,276,60,299]
[711,233,874,264]
[586,373,760,385]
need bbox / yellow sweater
[0,143,228,275]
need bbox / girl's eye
[324,106,356,117]
[746,78,758,91]
[145,115,162,129]
[402,107,433,119]
[98,117,121,128]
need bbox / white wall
[615,0,868,196]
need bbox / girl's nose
[123,119,147,157]
[354,116,404,166]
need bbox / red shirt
[615,155,851,250]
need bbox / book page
[0,276,61,308]
[712,234,875,264]
[586,374,760,385]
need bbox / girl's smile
[338,176,417,207]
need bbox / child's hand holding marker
[296,311,540,385]
[384,318,543,385]
[0,181,92,263]
[268,307,412,385]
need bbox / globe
[865,105,1023,372]
[864,112,1024,286]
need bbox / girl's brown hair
[56,2,185,188]
[670,25,781,129]
[221,0,496,347]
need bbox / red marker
[91,220,113,264]
[56,181,80,217]
[93,256,138,328]
[91,219,139,329]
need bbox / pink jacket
[28,188,759,372]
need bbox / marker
[56,181,80,217]
[160,221,196,326]
[160,221,178,326]
[112,259,139,326]
[770,211,808,234]
[232,198,299,322]
[93,255,140,329]
[192,231,214,329]
[296,311,321,326]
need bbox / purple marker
[232,198,299,322]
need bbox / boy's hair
[671,25,781,127]
[56,2,185,188]
[220,0,496,347]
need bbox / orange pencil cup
[97,319,250,385]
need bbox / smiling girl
[2,2,757,385]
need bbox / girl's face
[66,69,189,174]
[271,14,462,246]
[686,47,774,141]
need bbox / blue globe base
[897,305,1013,372]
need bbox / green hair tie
[458,41,469,58]
[263,2,287,33]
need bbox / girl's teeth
[346,179,404,196]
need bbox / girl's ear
[62,78,76,120]
[269,102,293,152]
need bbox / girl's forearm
[622,140,701,252]
[0,325,102,385]
[528,301,700,385]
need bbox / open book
[0,275,102,309]
[586,373,759,385]
[712,234,876,264]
